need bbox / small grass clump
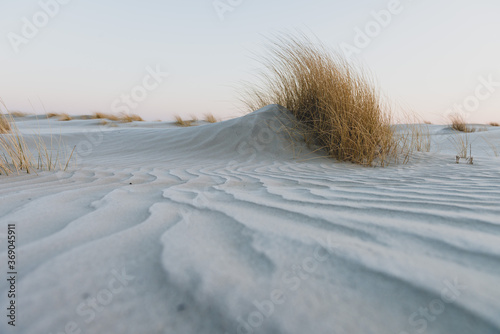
[1,115,11,133]
[91,112,143,123]
[449,114,476,133]
[450,132,472,159]
[490,122,499,127]
[241,34,422,166]
[174,115,195,127]
[58,113,72,121]
[11,111,28,117]
[205,113,219,123]
[92,112,120,121]
[120,113,143,123]
[46,113,59,118]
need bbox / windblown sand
[1,105,499,334]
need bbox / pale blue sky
[1,0,499,123]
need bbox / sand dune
[1,105,500,334]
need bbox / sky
[1,0,499,123]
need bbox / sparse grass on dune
[450,132,472,159]
[11,111,28,117]
[91,112,143,123]
[58,113,72,121]
[92,112,120,121]
[490,122,499,127]
[0,100,75,176]
[120,113,144,123]
[242,34,422,166]
[174,115,195,127]
[0,107,35,174]
[0,114,11,133]
[400,121,431,154]
[484,139,499,157]
[14,111,144,123]
[205,113,218,123]
[449,114,476,133]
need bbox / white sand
[1,105,500,334]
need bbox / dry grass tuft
[91,112,143,122]
[424,120,432,125]
[1,100,75,175]
[0,115,11,133]
[449,132,472,159]
[449,114,476,133]
[403,122,431,153]
[174,115,195,127]
[11,111,28,117]
[46,113,59,118]
[241,34,422,166]
[490,122,499,127]
[92,112,120,121]
[120,113,144,123]
[92,112,106,119]
[58,113,72,121]
[0,114,33,175]
[205,113,219,123]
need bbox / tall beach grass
[242,34,424,166]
